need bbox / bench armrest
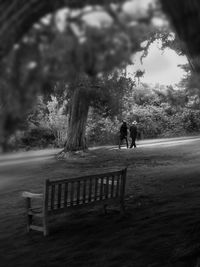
[22,191,43,199]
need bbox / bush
[86,116,120,146]
[21,127,55,149]
[86,104,200,146]
[129,105,200,139]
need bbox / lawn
[1,137,200,267]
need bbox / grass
[1,137,200,266]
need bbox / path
[0,135,200,167]
[0,135,200,192]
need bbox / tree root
[56,148,89,160]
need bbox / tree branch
[0,0,123,59]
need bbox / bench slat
[22,192,43,199]
[94,178,98,201]
[50,184,55,210]
[70,182,74,206]
[105,176,109,199]
[83,179,86,204]
[57,184,62,209]
[88,178,92,202]
[76,181,81,205]
[111,175,114,198]
[49,170,124,184]
[64,183,68,207]
[115,175,120,197]
[100,178,103,200]
[30,225,44,232]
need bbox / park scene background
[1,0,200,266]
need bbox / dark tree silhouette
[160,0,200,72]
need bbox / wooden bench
[22,168,127,236]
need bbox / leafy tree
[11,4,154,153]
[134,69,145,85]
[28,95,69,147]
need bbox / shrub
[21,127,55,149]
[86,116,120,146]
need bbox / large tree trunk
[63,86,90,152]
[161,0,200,76]
[160,0,200,59]
[188,56,200,74]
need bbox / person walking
[129,120,138,148]
[119,121,128,149]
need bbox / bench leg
[26,198,32,232]
[103,204,108,215]
[43,215,49,236]
[27,214,32,233]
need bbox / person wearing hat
[129,121,138,148]
[119,120,129,149]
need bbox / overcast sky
[127,40,188,86]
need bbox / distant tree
[60,72,135,152]
[134,69,145,85]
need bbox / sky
[127,41,188,86]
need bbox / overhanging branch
[0,0,123,59]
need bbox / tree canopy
[0,0,123,59]
[1,0,200,63]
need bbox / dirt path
[1,136,200,267]
[1,135,200,164]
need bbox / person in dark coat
[129,121,138,148]
[119,121,128,149]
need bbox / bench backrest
[43,168,127,214]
